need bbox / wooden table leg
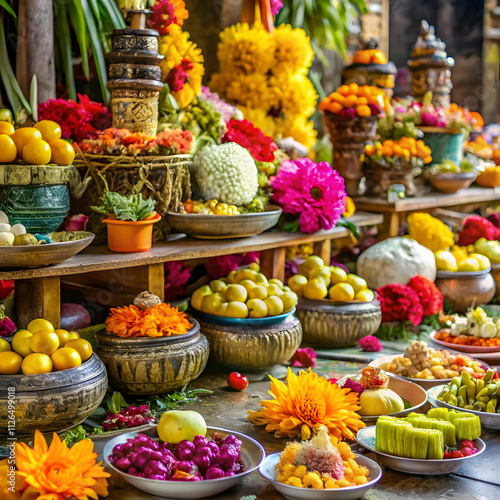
[314,240,331,265]
[260,248,286,282]
[15,276,61,329]
[378,212,401,239]
[147,263,165,301]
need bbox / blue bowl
[191,307,296,326]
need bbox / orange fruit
[51,347,82,371]
[11,330,34,357]
[0,134,17,163]
[371,51,388,64]
[0,351,23,374]
[353,50,372,64]
[21,353,53,375]
[54,329,70,347]
[65,338,92,362]
[34,120,62,142]
[0,122,14,135]
[27,318,55,334]
[29,330,60,355]
[11,127,42,157]
[49,139,75,165]
[344,95,358,108]
[22,138,51,165]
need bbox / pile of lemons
[434,245,491,272]
[287,256,375,302]
[0,318,92,375]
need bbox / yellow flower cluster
[209,22,318,150]
[407,212,455,252]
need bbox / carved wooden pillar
[16,0,56,103]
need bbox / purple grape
[232,462,243,474]
[215,444,239,469]
[144,460,169,477]
[205,466,225,480]
[114,457,132,472]
[128,467,138,475]
[220,435,242,450]
[134,449,152,470]
[193,454,211,473]
[206,441,220,455]
[149,473,167,480]
[175,440,196,460]
[193,435,208,448]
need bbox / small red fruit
[460,447,476,457]
[450,450,464,459]
[228,372,249,391]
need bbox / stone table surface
[93,366,500,500]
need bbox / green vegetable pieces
[92,191,157,222]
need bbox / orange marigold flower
[248,368,365,442]
[106,304,144,337]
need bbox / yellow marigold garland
[407,212,455,252]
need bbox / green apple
[234,269,258,283]
[264,296,284,316]
[191,285,213,311]
[209,279,228,293]
[247,298,268,318]
[225,301,249,318]
[157,410,207,444]
[254,273,269,287]
[225,284,248,302]
[281,291,298,312]
[267,283,284,297]
[268,278,284,289]
[248,285,268,300]
[202,293,225,314]
[287,274,308,297]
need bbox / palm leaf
[54,2,77,100]
[99,0,125,29]
[0,0,16,18]
[0,18,21,113]
[68,0,90,79]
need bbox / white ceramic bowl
[259,452,382,500]
[356,426,485,475]
[103,426,265,498]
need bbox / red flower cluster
[458,215,500,246]
[164,261,192,301]
[358,335,382,352]
[157,128,194,153]
[151,0,176,35]
[0,280,14,300]
[223,119,278,162]
[376,274,444,325]
[38,94,111,142]
[166,58,194,92]
[290,347,317,368]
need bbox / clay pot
[0,353,107,436]
[95,320,209,395]
[103,213,161,252]
[296,298,382,348]
[198,315,302,376]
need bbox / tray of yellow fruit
[190,267,298,326]
[434,245,491,276]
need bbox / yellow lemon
[65,339,93,362]
[308,266,331,286]
[22,138,51,165]
[51,347,82,371]
[29,330,60,355]
[469,253,491,271]
[457,257,481,272]
[329,283,355,302]
[0,351,22,374]
[34,120,62,142]
[0,121,14,135]
[355,289,375,302]
[11,127,42,156]
[27,318,54,334]
[329,266,347,284]
[11,330,34,357]
[21,353,53,375]
[450,245,469,264]
[287,274,308,297]
[345,274,367,294]
[54,329,70,347]
[434,250,458,272]
[0,338,11,352]
[0,134,17,163]
[67,332,80,340]
[303,278,328,300]
[49,138,76,165]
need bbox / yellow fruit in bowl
[329,266,347,284]
[469,253,491,271]
[29,330,60,355]
[191,285,213,311]
[234,269,258,283]
[281,291,299,312]
[225,284,248,302]
[0,338,11,352]
[434,250,458,272]
[21,353,53,375]
[355,289,375,302]
[0,351,22,374]
[27,318,54,334]
[329,283,355,302]
[264,296,284,316]
[457,257,481,272]
[11,330,34,357]
[309,266,331,286]
[287,274,308,297]
[209,279,228,293]
[51,347,82,371]
[247,298,268,318]
[267,283,284,297]
[202,293,225,315]
[0,134,17,163]
[34,120,62,142]
[248,285,268,300]
[225,301,249,318]
[268,278,284,288]
[345,274,367,294]
[65,338,93,362]
[255,273,269,287]
[297,256,324,277]
[157,410,207,444]
[450,245,469,264]
[303,279,328,300]
[226,270,239,284]
[11,127,42,156]
[0,121,14,135]
[67,332,80,340]
[49,138,75,165]
[22,138,51,165]
[54,329,70,347]
[239,279,257,294]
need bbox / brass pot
[198,315,302,375]
[95,319,209,395]
[296,298,382,348]
[435,270,496,313]
[0,353,107,435]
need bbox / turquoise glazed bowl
[420,127,465,165]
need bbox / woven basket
[73,152,192,244]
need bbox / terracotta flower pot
[103,213,161,252]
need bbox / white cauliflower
[450,317,468,336]
[190,142,258,206]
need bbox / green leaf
[100,0,126,29]
[0,19,21,114]
[29,74,37,122]
[0,0,16,18]
[68,0,90,79]
[111,391,129,414]
[54,3,77,100]
[336,217,360,239]
[92,192,157,221]
[283,218,300,233]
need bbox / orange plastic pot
[102,214,161,253]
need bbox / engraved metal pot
[95,319,209,395]
[296,298,382,348]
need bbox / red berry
[460,447,476,457]
[459,440,475,450]
[228,372,249,391]
[450,450,464,459]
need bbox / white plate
[356,426,485,475]
[259,452,382,500]
[430,331,500,354]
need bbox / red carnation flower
[290,347,317,368]
[407,275,443,316]
[376,283,424,325]
[458,215,500,246]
